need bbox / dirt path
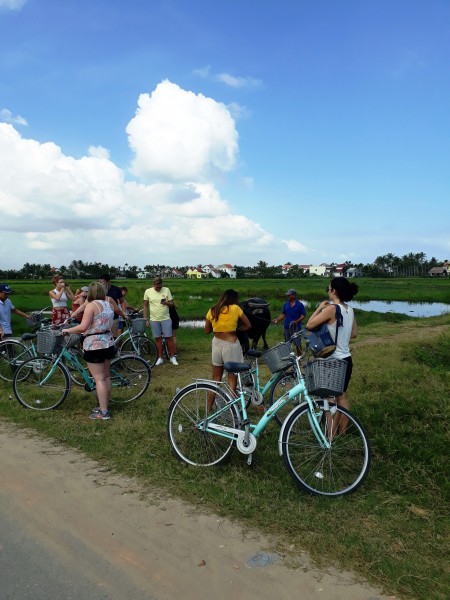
[0,422,397,600]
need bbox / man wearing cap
[143,277,178,365]
[272,288,306,354]
[0,284,31,339]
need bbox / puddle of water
[348,300,450,318]
[246,552,282,569]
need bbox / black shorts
[83,345,116,364]
[342,355,353,392]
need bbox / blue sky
[0,0,449,270]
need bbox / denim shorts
[150,319,172,339]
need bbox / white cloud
[0,0,27,10]
[282,239,309,253]
[215,73,263,89]
[0,79,275,269]
[193,65,263,89]
[126,80,238,182]
[0,108,27,126]
[227,102,251,120]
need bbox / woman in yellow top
[205,289,251,395]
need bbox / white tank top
[326,303,354,359]
[51,289,68,308]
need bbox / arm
[351,316,358,339]
[62,303,95,335]
[12,308,31,319]
[71,299,87,319]
[108,297,122,317]
[64,285,75,301]
[205,317,213,335]
[306,302,336,330]
[238,313,251,332]
[272,313,286,325]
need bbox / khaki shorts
[212,337,244,367]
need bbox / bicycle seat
[245,349,262,358]
[223,361,252,373]
[21,333,37,341]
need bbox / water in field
[179,300,450,327]
[348,300,450,317]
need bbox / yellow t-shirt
[143,286,173,322]
[206,304,243,332]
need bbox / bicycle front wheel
[110,355,151,403]
[121,335,157,368]
[168,383,238,467]
[0,339,33,382]
[13,357,71,410]
[269,368,299,426]
[281,402,371,497]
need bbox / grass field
[1,278,450,600]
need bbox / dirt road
[0,422,394,600]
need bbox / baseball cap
[81,286,89,292]
[0,283,12,294]
[285,288,297,296]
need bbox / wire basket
[37,330,62,354]
[62,333,82,349]
[26,312,43,327]
[263,342,292,373]
[131,318,147,334]
[303,358,347,397]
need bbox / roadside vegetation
[1,278,449,600]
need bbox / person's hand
[272,318,278,324]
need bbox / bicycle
[167,349,371,497]
[0,307,52,382]
[12,326,151,411]
[114,312,158,367]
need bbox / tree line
[0,253,447,281]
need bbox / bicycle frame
[197,355,332,455]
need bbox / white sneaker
[155,358,164,366]
[170,356,178,365]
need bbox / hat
[0,283,12,293]
[80,286,89,293]
[285,288,297,296]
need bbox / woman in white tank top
[305,277,359,425]
[49,275,75,325]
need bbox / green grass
[7,277,450,328]
[1,311,449,600]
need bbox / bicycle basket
[37,330,62,354]
[26,312,43,327]
[131,318,147,334]
[263,342,292,373]
[62,333,82,349]
[303,358,347,397]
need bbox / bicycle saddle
[245,349,262,358]
[223,361,252,373]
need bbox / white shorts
[211,337,244,367]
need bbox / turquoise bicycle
[12,327,151,410]
[167,349,371,497]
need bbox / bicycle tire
[109,354,151,403]
[167,382,239,467]
[63,347,88,387]
[120,335,157,368]
[281,402,371,497]
[269,368,300,426]
[0,339,33,382]
[13,356,71,410]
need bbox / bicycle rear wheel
[0,339,33,382]
[13,357,71,410]
[120,335,157,368]
[281,402,371,497]
[110,355,151,403]
[167,383,238,467]
[269,368,299,426]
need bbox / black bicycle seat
[223,361,252,373]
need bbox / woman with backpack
[305,277,358,422]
